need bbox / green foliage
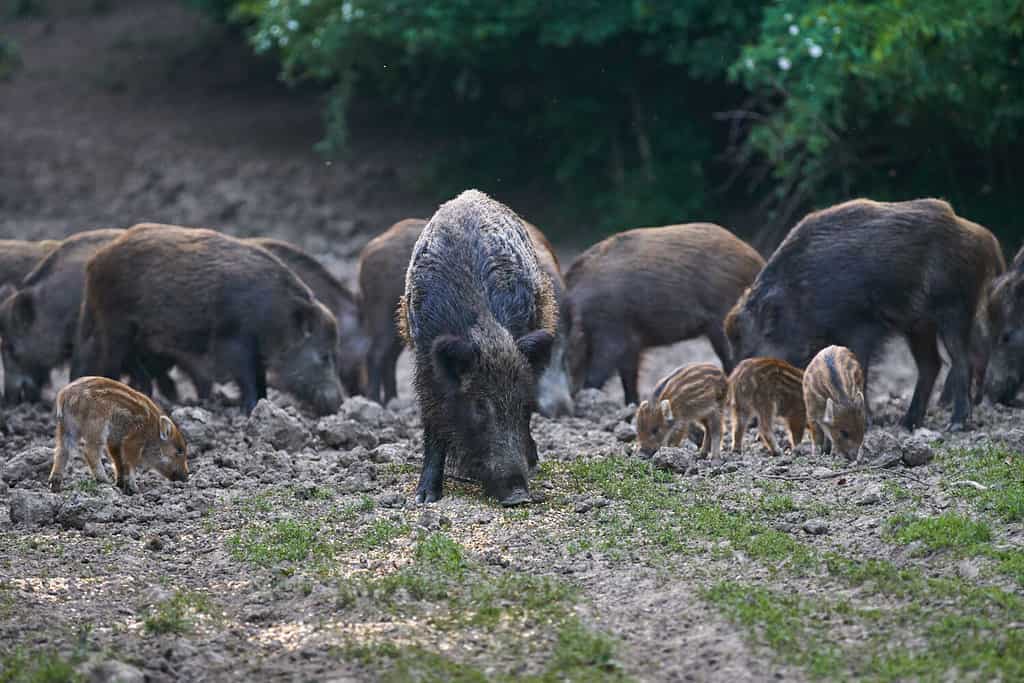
[142,591,215,635]
[228,517,334,567]
[0,649,83,683]
[944,445,1024,522]
[887,512,993,553]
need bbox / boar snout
[490,477,532,507]
[312,380,343,416]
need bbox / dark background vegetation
[4,0,1024,249]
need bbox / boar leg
[225,338,267,414]
[382,340,404,404]
[79,441,109,486]
[415,424,446,504]
[705,413,723,462]
[756,408,781,457]
[902,326,942,430]
[808,421,825,457]
[617,351,641,407]
[730,406,746,454]
[706,324,734,374]
[787,410,806,451]
[938,321,973,430]
[49,421,77,492]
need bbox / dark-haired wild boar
[726,198,995,431]
[0,239,59,297]
[399,190,557,505]
[359,218,427,405]
[72,224,343,415]
[247,238,371,397]
[728,357,805,456]
[634,363,727,459]
[803,345,866,461]
[0,229,124,403]
[983,245,1024,404]
[566,223,764,406]
[50,376,188,494]
[360,218,575,417]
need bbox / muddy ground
[2,2,1023,682]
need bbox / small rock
[79,658,145,683]
[378,493,403,508]
[912,427,942,442]
[901,436,934,467]
[592,496,611,508]
[417,509,450,531]
[767,465,789,475]
[370,444,403,464]
[802,519,829,535]
[651,447,692,474]
[613,422,636,443]
[316,416,378,450]
[859,430,901,464]
[170,406,216,453]
[339,396,386,425]
[473,513,494,525]
[956,558,981,580]
[9,489,61,526]
[249,400,308,451]
[811,467,834,478]
[573,499,593,514]
[2,446,53,485]
[145,535,165,552]
[856,483,883,506]
[56,490,118,529]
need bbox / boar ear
[823,398,835,425]
[431,335,476,388]
[9,291,34,331]
[159,415,174,441]
[659,399,673,422]
[516,329,554,373]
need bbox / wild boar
[72,224,343,416]
[565,223,764,406]
[0,239,59,294]
[634,363,727,459]
[359,217,574,417]
[726,198,995,431]
[50,376,188,494]
[247,238,371,397]
[358,218,427,405]
[727,358,805,456]
[0,229,125,403]
[399,190,557,505]
[802,346,866,461]
[983,245,1024,404]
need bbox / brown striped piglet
[802,346,866,462]
[634,363,728,460]
[728,357,806,456]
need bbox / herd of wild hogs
[1,190,1023,506]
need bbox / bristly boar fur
[802,346,866,462]
[50,376,188,494]
[0,229,126,403]
[73,224,343,416]
[247,237,371,398]
[635,363,728,460]
[982,244,1024,404]
[726,198,994,431]
[728,357,806,456]
[399,190,557,505]
[0,239,59,292]
[565,223,764,406]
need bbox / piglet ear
[823,398,835,425]
[516,329,554,373]
[659,399,674,422]
[159,415,174,441]
[431,335,476,388]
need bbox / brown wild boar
[49,376,188,494]
[566,223,764,406]
[360,218,575,417]
[802,346,866,461]
[728,358,806,456]
[726,198,997,431]
[0,229,126,403]
[247,238,371,397]
[399,190,557,505]
[72,224,343,415]
[634,363,728,460]
[983,244,1024,404]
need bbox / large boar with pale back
[361,217,574,417]
[399,190,557,505]
[726,198,996,431]
[246,238,370,397]
[72,224,343,415]
[802,346,866,462]
[0,229,133,403]
[565,223,764,406]
[634,363,728,460]
[727,357,806,457]
[50,376,188,494]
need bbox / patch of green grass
[758,494,797,515]
[332,495,376,522]
[943,445,1024,522]
[881,480,914,502]
[380,462,418,476]
[887,512,992,553]
[0,649,84,683]
[73,479,101,495]
[228,517,333,569]
[546,618,627,681]
[142,591,214,635]
[232,491,275,514]
[352,518,410,550]
[415,533,468,578]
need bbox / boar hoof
[48,477,62,493]
[415,485,442,505]
[500,489,532,507]
[948,420,970,433]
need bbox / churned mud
[2,2,1023,681]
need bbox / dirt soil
[2,3,1022,682]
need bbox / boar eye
[840,429,850,440]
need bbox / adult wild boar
[0,230,124,403]
[72,224,343,415]
[247,238,370,397]
[399,190,557,505]
[565,223,764,406]
[0,239,59,299]
[361,217,574,417]
[983,245,1024,404]
[726,198,995,431]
